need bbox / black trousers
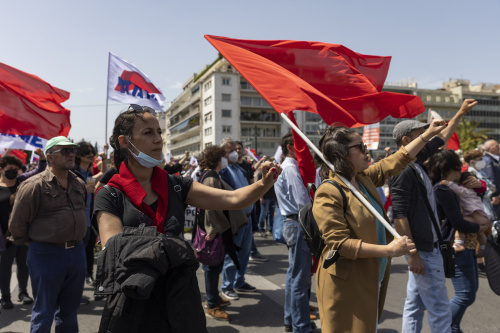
[83,227,97,276]
[0,243,29,299]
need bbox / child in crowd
[440,171,490,254]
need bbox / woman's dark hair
[426,149,462,185]
[109,106,154,169]
[75,140,95,168]
[0,155,23,170]
[199,145,226,171]
[319,125,357,180]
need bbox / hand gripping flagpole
[281,112,401,238]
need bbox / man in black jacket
[389,99,477,333]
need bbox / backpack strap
[168,175,185,206]
[309,179,347,269]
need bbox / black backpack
[298,180,347,269]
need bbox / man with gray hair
[218,137,258,300]
[481,139,500,217]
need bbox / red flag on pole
[288,112,316,189]
[0,62,71,139]
[205,35,425,128]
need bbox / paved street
[1,236,499,332]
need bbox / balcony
[168,114,200,141]
[170,135,201,150]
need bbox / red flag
[205,35,425,127]
[288,112,316,189]
[0,62,71,139]
[447,132,460,150]
[8,149,28,165]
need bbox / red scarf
[107,163,169,233]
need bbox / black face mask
[4,169,18,180]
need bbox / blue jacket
[480,153,500,196]
[219,164,254,215]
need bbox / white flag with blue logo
[107,52,165,111]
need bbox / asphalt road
[1,236,499,332]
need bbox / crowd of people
[0,99,497,332]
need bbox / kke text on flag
[107,53,165,111]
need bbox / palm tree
[457,119,489,152]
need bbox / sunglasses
[128,104,156,113]
[50,148,77,156]
[348,142,368,154]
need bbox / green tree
[457,119,489,152]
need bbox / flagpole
[281,112,401,238]
[105,52,111,146]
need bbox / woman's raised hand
[261,161,282,186]
[387,236,416,257]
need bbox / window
[221,94,231,102]
[205,142,212,148]
[204,96,212,106]
[205,127,212,136]
[204,112,212,123]
[204,81,212,91]
[222,125,232,133]
[222,109,231,118]
[222,78,231,86]
[241,96,252,105]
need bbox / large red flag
[288,112,316,189]
[0,62,71,139]
[205,35,425,127]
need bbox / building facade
[161,57,500,160]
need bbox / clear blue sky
[2,0,499,147]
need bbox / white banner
[184,205,197,233]
[362,123,380,150]
[0,133,47,152]
[274,145,283,163]
[189,156,198,166]
[107,52,165,111]
[427,109,443,123]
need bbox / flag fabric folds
[245,147,259,162]
[107,53,165,111]
[205,35,425,128]
[0,62,71,139]
[288,112,317,189]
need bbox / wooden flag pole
[281,112,401,238]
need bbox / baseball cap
[393,120,430,143]
[44,136,79,155]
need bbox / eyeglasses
[128,104,156,113]
[50,148,77,156]
[348,142,368,154]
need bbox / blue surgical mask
[128,141,164,168]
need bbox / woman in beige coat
[312,121,446,332]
